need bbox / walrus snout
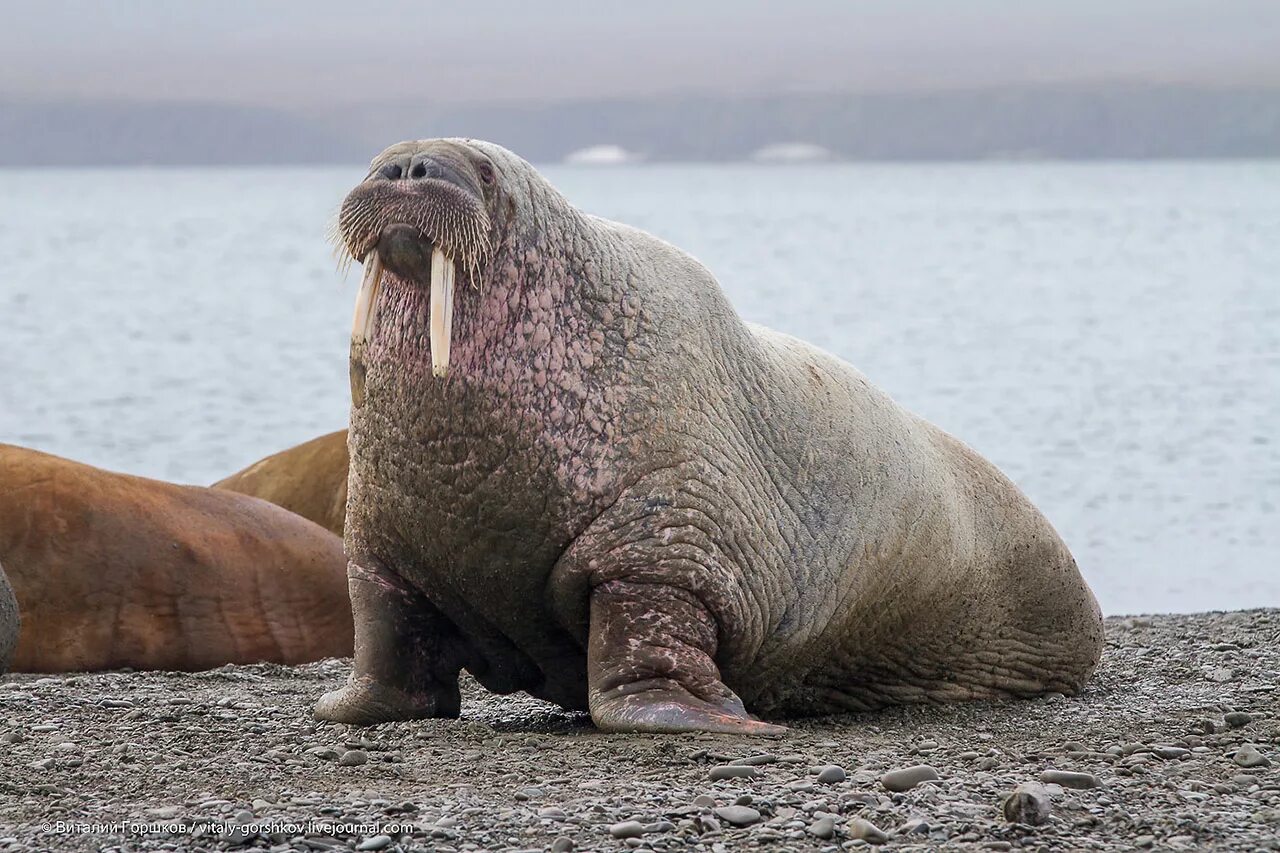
[377,223,435,283]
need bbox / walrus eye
[477,162,495,186]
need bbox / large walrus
[0,560,17,673]
[213,430,350,537]
[316,139,1104,734]
[0,444,353,672]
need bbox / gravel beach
[2,610,1276,852]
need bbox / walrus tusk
[430,246,455,377]
[352,251,384,345]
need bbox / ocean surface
[1,161,1277,615]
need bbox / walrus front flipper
[315,557,466,725]
[587,581,786,736]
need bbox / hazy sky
[2,0,1278,106]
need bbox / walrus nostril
[379,163,403,180]
[409,156,448,181]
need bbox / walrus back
[734,328,1104,713]
[213,430,350,537]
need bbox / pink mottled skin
[316,139,1104,734]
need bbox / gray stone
[1153,746,1190,760]
[713,806,761,826]
[1233,744,1271,768]
[847,818,889,844]
[1225,711,1253,728]
[880,765,940,792]
[609,821,646,839]
[356,836,392,851]
[1003,782,1052,825]
[731,753,778,766]
[815,764,846,784]
[709,765,759,781]
[550,838,574,853]
[1040,769,1101,789]
[807,816,836,839]
[338,750,368,767]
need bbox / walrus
[316,139,1104,734]
[213,430,350,537]
[0,560,17,673]
[0,444,353,672]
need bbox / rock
[355,836,392,851]
[815,764,846,784]
[609,821,646,839]
[692,794,717,808]
[1003,782,1052,825]
[1153,746,1190,760]
[899,817,931,835]
[1206,667,1234,683]
[550,838,574,853]
[538,807,566,821]
[1134,836,1155,849]
[514,786,544,801]
[1233,744,1271,768]
[713,806,761,826]
[807,816,836,839]
[1224,711,1253,728]
[338,750,368,766]
[847,818,889,844]
[880,765,940,792]
[709,765,759,781]
[731,753,778,766]
[1039,769,1101,789]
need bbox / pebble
[708,765,759,781]
[1206,667,1234,683]
[538,807,566,821]
[1002,782,1052,825]
[338,750,368,767]
[880,764,940,792]
[1233,744,1270,768]
[609,821,645,839]
[846,818,889,844]
[815,764,846,783]
[731,753,778,766]
[1154,746,1191,759]
[713,805,761,826]
[550,838,574,853]
[1039,769,1101,789]
[692,794,717,808]
[355,836,392,851]
[807,816,836,839]
[1224,711,1253,728]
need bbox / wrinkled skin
[0,444,353,672]
[214,430,350,537]
[0,559,17,673]
[317,139,1105,735]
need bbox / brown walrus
[0,559,17,673]
[213,430,350,537]
[0,444,353,672]
[316,139,1104,735]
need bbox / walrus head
[337,139,498,378]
